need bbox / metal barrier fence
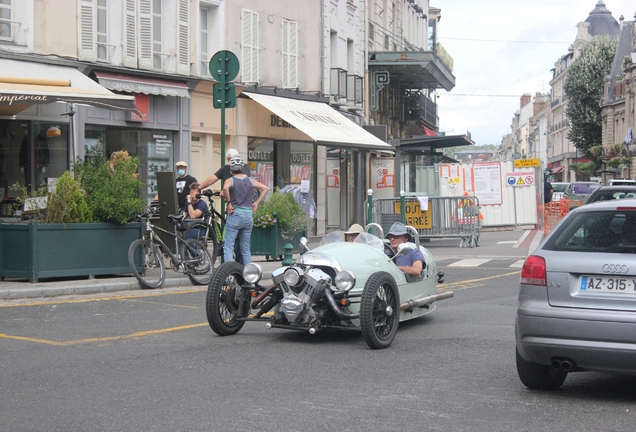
[368,196,481,248]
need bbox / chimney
[520,93,531,108]
[533,92,546,115]
[620,15,624,28]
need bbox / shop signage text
[0,94,48,105]
[289,109,341,126]
[248,150,272,161]
[270,114,295,129]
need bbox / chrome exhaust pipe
[400,291,454,311]
[561,360,574,372]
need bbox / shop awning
[368,51,456,91]
[94,71,190,98]
[552,166,564,174]
[0,58,137,115]
[243,92,393,151]
[393,134,474,150]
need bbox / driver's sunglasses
[387,235,402,240]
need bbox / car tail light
[520,255,546,286]
[616,207,636,211]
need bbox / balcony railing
[347,74,363,105]
[405,92,438,128]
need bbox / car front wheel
[516,348,567,390]
[360,271,399,349]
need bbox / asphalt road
[2,254,635,431]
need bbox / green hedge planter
[250,223,305,261]
[0,221,144,283]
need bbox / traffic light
[213,83,236,108]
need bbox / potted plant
[0,151,146,282]
[251,188,308,260]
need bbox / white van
[609,179,636,186]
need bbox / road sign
[209,50,239,81]
[213,83,236,108]
[514,158,540,168]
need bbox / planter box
[250,223,306,260]
[0,221,144,283]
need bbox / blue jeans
[224,209,253,265]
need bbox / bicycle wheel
[128,239,165,289]
[181,238,213,285]
[189,222,220,270]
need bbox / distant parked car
[550,182,569,201]
[609,178,636,186]
[516,199,636,389]
[586,186,636,204]
[565,181,601,209]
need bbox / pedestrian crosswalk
[437,258,525,268]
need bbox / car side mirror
[300,237,310,253]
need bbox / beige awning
[0,58,137,115]
[243,92,394,151]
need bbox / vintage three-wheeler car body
[205,225,453,349]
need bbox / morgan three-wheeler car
[205,224,453,349]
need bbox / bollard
[282,243,294,266]
[366,189,374,228]
[400,190,406,224]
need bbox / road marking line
[447,259,491,267]
[0,323,209,346]
[514,230,531,248]
[436,270,520,292]
[0,288,206,308]
[497,241,517,244]
[509,260,525,268]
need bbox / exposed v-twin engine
[277,268,331,324]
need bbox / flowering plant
[253,212,277,228]
[253,188,308,239]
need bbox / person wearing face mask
[175,161,197,210]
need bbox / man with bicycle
[183,182,209,239]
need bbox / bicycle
[187,189,226,268]
[128,203,214,289]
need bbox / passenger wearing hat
[175,161,197,209]
[344,223,364,242]
[385,222,426,277]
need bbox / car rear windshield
[571,183,601,194]
[552,184,568,192]
[544,210,636,253]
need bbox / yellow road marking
[0,323,208,346]
[0,288,206,308]
[436,270,519,292]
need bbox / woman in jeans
[222,157,269,264]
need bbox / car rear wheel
[516,348,567,390]
[360,271,399,349]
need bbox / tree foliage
[564,35,617,157]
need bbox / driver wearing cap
[385,222,426,277]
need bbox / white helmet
[228,157,244,172]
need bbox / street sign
[514,158,540,168]
[213,83,236,108]
[209,50,239,81]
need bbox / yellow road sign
[395,201,433,229]
[514,158,540,168]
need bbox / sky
[435,0,635,146]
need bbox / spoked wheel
[360,271,400,349]
[181,238,214,285]
[206,261,247,336]
[128,239,165,289]
[189,222,220,270]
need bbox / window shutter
[241,10,258,83]
[282,20,289,88]
[123,0,138,68]
[289,21,298,88]
[138,0,153,70]
[176,0,189,75]
[78,0,97,61]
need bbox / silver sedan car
[516,199,636,389]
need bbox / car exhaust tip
[551,359,562,370]
[561,360,574,372]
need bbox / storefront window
[247,138,274,194]
[84,125,174,203]
[0,120,69,200]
